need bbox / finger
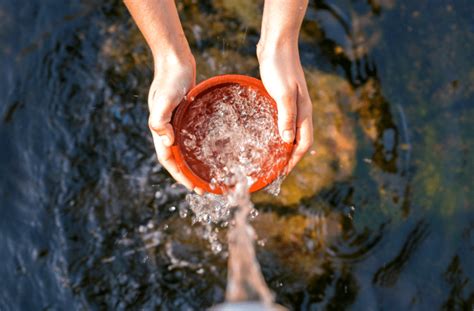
[148,97,178,147]
[148,119,175,147]
[285,82,313,173]
[274,89,297,143]
[286,117,313,173]
[148,94,181,147]
[151,131,195,191]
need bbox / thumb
[274,91,297,143]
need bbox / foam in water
[181,84,288,308]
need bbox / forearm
[258,0,308,56]
[124,0,192,66]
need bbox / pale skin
[124,0,313,195]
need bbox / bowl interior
[171,75,293,194]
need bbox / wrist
[258,0,306,62]
[257,34,299,62]
[151,30,192,60]
[152,38,194,72]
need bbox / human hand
[257,42,314,173]
[124,0,205,193]
[148,52,204,194]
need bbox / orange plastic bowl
[171,74,293,194]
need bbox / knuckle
[148,114,171,132]
[296,139,313,156]
[278,90,296,105]
[303,135,314,150]
[295,149,307,158]
[280,111,297,125]
[148,116,163,131]
[302,101,313,114]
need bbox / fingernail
[161,135,171,146]
[282,130,294,143]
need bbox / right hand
[257,41,314,174]
[148,52,203,194]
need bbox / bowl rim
[170,74,293,194]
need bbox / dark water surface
[0,0,473,310]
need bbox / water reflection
[0,0,473,309]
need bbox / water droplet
[250,208,259,219]
[212,243,223,253]
[179,207,188,218]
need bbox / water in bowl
[179,83,288,190]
